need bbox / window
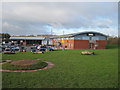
[82,36,90,40]
[88,34,93,36]
[87,33,95,36]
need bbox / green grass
[2,44,118,88]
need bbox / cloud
[2,2,118,36]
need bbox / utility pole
[63,30,64,51]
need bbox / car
[37,45,41,50]
[30,46,37,52]
[20,46,27,52]
[4,48,15,54]
[40,46,54,51]
[47,47,54,51]
[14,45,20,52]
[2,45,9,51]
[10,46,15,51]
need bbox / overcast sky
[2,2,118,36]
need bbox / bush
[0,60,6,63]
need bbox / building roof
[50,31,107,38]
[70,31,107,37]
[10,36,45,40]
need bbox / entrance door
[89,43,92,49]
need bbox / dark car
[30,46,37,52]
[40,46,54,51]
[47,47,54,51]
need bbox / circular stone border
[0,60,54,72]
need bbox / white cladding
[49,39,53,45]
[10,37,45,40]
[53,37,74,40]
[42,39,53,45]
[42,40,48,45]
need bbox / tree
[1,33,11,42]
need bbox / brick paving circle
[0,60,54,72]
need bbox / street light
[62,31,64,51]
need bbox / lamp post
[62,31,64,51]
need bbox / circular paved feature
[10,60,38,65]
[0,60,54,72]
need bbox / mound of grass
[2,61,48,70]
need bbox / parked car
[14,45,20,52]
[37,45,41,50]
[47,47,54,51]
[10,46,15,51]
[2,45,9,51]
[30,46,37,52]
[4,48,15,54]
[20,46,26,52]
[40,46,54,51]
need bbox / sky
[2,2,118,36]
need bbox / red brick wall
[96,40,106,49]
[74,40,89,49]
[53,39,106,49]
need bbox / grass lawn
[2,44,118,88]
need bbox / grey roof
[70,31,107,37]
[50,31,107,38]
[10,36,45,40]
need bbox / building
[9,31,107,49]
[10,36,45,46]
[50,31,107,49]
[9,35,56,46]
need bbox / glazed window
[88,34,93,36]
